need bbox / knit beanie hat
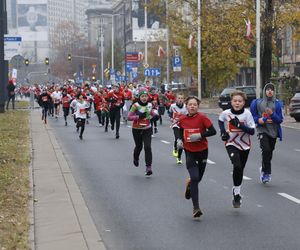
[138,87,148,98]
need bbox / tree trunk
[261,0,274,90]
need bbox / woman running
[74,93,90,140]
[128,87,159,176]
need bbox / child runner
[169,93,187,164]
[128,87,159,176]
[38,88,52,124]
[62,90,72,126]
[177,96,216,218]
[218,91,255,208]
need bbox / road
[46,111,300,250]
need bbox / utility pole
[166,0,170,85]
[197,0,201,100]
[256,0,261,98]
[111,14,115,84]
[144,0,148,66]
[0,0,8,113]
[100,18,104,85]
[123,0,127,83]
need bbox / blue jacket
[250,99,283,140]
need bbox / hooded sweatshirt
[250,83,283,139]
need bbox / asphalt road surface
[46,111,300,250]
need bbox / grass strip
[0,110,30,249]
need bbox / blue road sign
[144,68,161,77]
[172,56,182,72]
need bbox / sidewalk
[30,111,106,250]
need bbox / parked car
[289,91,300,122]
[166,82,188,94]
[218,86,256,110]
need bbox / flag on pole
[188,34,195,49]
[245,19,252,39]
[157,46,166,57]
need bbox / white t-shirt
[170,103,187,128]
[51,91,62,104]
[219,109,255,150]
[75,101,90,119]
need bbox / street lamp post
[111,14,115,83]
[166,0,170,85]
[256,0,261,98]
[197,0,201,100]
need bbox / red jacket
[106,90,125,109]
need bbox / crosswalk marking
[278,193,300,204]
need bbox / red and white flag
[245,19,252,39]
[157,46,166,58]
[188,34,195,49]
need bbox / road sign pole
[0,0,8,113]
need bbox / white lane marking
[127,125,131,128]
[278,193,300,204]
[256,204,263,208]
[160,140,171,144]
[243,176,252,180]
[207,159,216,164]
[295,149,300,152]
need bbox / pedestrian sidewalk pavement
[30,111,106,250]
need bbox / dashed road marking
[278,193,300,204]
[207,159,216,164]
[243,176,252,180]
[127,125,131,128]
[295,149,300,152]
[256,204,263,208]
[160,140,171,144]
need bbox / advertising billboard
[17,0,48,41]
[131,0,167,42]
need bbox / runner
[250,83,283,184]
[74,93,90,140]
[62,90,72,126]
[219,91,255,208]
[128,87,159,176]
[106,83,125,139]
[122,85,133,124]
[169,93,187,164]
[38,88,52,124]
[148,86,160,134]
[51,86,62,119]
[176,96,216,218]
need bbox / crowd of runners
[33,80,283,219]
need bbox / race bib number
[184,128,201,142]
[262,112,273,123]
[54,99,60,104]
[42,96,48,102]
[137,119,150,127]
[79,108,86,114]
[228,122,243,132]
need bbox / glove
[189,133,202,142]
[136,110,147,119]
[221,132,230,141]
[229,116,240,128]
[177,139,183,150]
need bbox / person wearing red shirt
[165,90,176,111]
[148,87,160,134]
[62,90,72,126]
[177,96,216,218]
[106,83,125,138]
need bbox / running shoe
[133,159,139,167]
[65,121,67,126]
[262,174,271,184]
[259,167,264,183]
[145,166,152,177]
[116,132,120,139]
[111,124,114,130]
[105,127,108,132]
[176,158,182,164]
[172,149,178,157]
[232,192,242,208]
[79,135,83,140]
[154,127,158,134]
[184,179,191,200]
[193,208,203,218]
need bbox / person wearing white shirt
[51,86,62,118]
[74,94,90,140]
[218,91,255,209]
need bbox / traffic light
[67,54,71,61]
[24,59,29,66]
[45,57,49,65]
[91,75,96,81]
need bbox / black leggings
[95,110,102,124]
[185,149,208,209]
[76,118,86,136]
[110,108,121,133]
[63,107,69,121]
[259,133,276,174]
[132,128,152,167]
[102,111,110,129]
[226,146,250,186]
[42,106,49,121]
[173,127,183,159]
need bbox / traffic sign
[144,68,161,77]
[143,63,149,68]
[4,36,22,60]
[173,56,182,72]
